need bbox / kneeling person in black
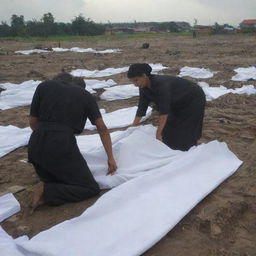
[28,73,117,211]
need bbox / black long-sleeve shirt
[136,74,202,117]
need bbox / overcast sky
[1,0,255,26]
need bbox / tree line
[0,13,106,37]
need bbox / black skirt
[28,122,99,205]
[162,88,206,151]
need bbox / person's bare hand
[107,157,117,175]
[156,133,163,142]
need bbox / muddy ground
[0,34,256,256]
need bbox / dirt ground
[0,34,256,256]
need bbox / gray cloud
[0,0,254,26]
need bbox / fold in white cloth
[179,66,215,79]
[85,79,116,94]
[0,125,32,158]
[4,126,241,256]
[0,193,20,222]
[100,84,139,101]
[0,80,41,110]
[71,63,168,78]
[15,48,121,55]
[198,82,256,101]
[231,66,256,81]
[0,79,116,109]
[85,106,152,130]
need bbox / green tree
[0,21,11,36]
[11,14,26,36]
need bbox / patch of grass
[0,32,192,42]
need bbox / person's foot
[28,182,44,214]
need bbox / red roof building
[240,19,256,29]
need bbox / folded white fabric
[0,226,28,256]
[0,193,20,222]
[100,84,139,101]
[79,125,185,189]
[179,66,215,79]
[85,79,117,94]
[198,82,256,101]
[0,125,32,158]
[85,106,152,130]
[0,80,41,110]
[13,134,242,256]
[231,66,256,81]
[71,63,168,78]
[15,48,121,55]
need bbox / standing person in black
[28,73,117,212]
[128,63,206,151]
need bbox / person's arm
[156,114,168,141]
[29,116,39,131]
[132,89,150,126]
[29,83,42,130]
[156,83,171,141]
[95,118,117,175]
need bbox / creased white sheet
[100,84,139,101]
[198,82,256,101]
[10,130,242,256]
[0,226,28,256]
[85,79,116,94]
[70,63,168,78]
[179,66,215,79]
[0,80,41,110]
[15,48,121,55]
[85,106,152,130]
[0,126,32,158]
[231,66,256,81]
[0,79,115,109]
[0,193,20,222]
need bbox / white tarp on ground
[0,125,32,158]
[0,193,20,222]
[100,84,139,101]
[1,125,242,256]
[179,66,215,79]
[198,82,256,101]
[70,63,168,78]
[85,79,117,94]
[231,66,256,81]
[15,48,121,55]
[85,106,152,130]
[0,79,116,109]
[0,80,41,110]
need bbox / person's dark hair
[72,77,86,89]
[53,72,73,83]
[127,63,152,78]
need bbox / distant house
[194,25,213,34]
[105,27,134,35]
[133,26,153,33]
[240,19,256,29]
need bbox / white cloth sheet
[231,66,256,81]
[0,80,41,110]
[198,82,256,101]
[0,193,20,222]
[100,84,139,101]
[179,66,215,79]
[0,125,32,158]
[70,63,168,78]
[15,48,121,55]
[85,79,116,94]
[85,106,152,130]
[1,126,242,256]
[0,79,115,109]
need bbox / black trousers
[28,123,100,206]
[162,88,206,151]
